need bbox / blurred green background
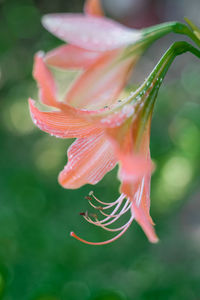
[0,0,200,299]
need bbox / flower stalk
[142,21,200,48]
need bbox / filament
[85,215,133,232]
[89,191,123,206]
[71,192,136,245]
[94,194,126,224]
[136,177,145,207]
[70,215,134,246]
[99,199,131,220]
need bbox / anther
[97,206,103,210]
[89,191,94,196]
[80,211,88,217]
[79,212,85,216]
[85,196,92,201]
[90,213,98,218]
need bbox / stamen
[89,213,98,218]
[88,198,117,211]
[99,200,130,218]
[97,195,125,224]
[79,211,89,218]
[88,200,103,210]
[94,216,133,232]
[72,193,135,245]
[88,199,121,218]
[99,200,131,227]
[88,191,122,206]
[83,196,130,227]
[85,215,133,232]
[70,215,134,245]
[85,196,92,201]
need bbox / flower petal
[121,174,157,243]
[65,50,137,109]
[29,99,101,138]
[132,202,158,243]
[42,14,141,51]
[45,44,101,69]
[106,116,153,183]
[131,175,158,243]
[84,0,104,17]
[118,153,153,182]
[58,133,117,189]
[33,52,58,107]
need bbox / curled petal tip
[151,236,159,244]
[147,227,159,243]
[41,15,51,29]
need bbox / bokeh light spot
[154,156,193,211]
[162,156,192,190]
[32,136,70,175]
[169,117,200,159]
[2,100,35,135]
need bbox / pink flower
[29,0,200,244]
[29,51,160,244]
[30,0,183,190]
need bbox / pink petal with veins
[120,174,157,243]
[65,50,136,109]
[131,200,158,243]
[29,99,102,138]
[42,14,141,51]
[58,132,117,189]
[45,44,102,69]
[118,153,153,182]
[33,52,58,107]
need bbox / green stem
[172,23,200,48]
[142,22,200,48]
[143,41,200,89]
[135,41,200,143]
